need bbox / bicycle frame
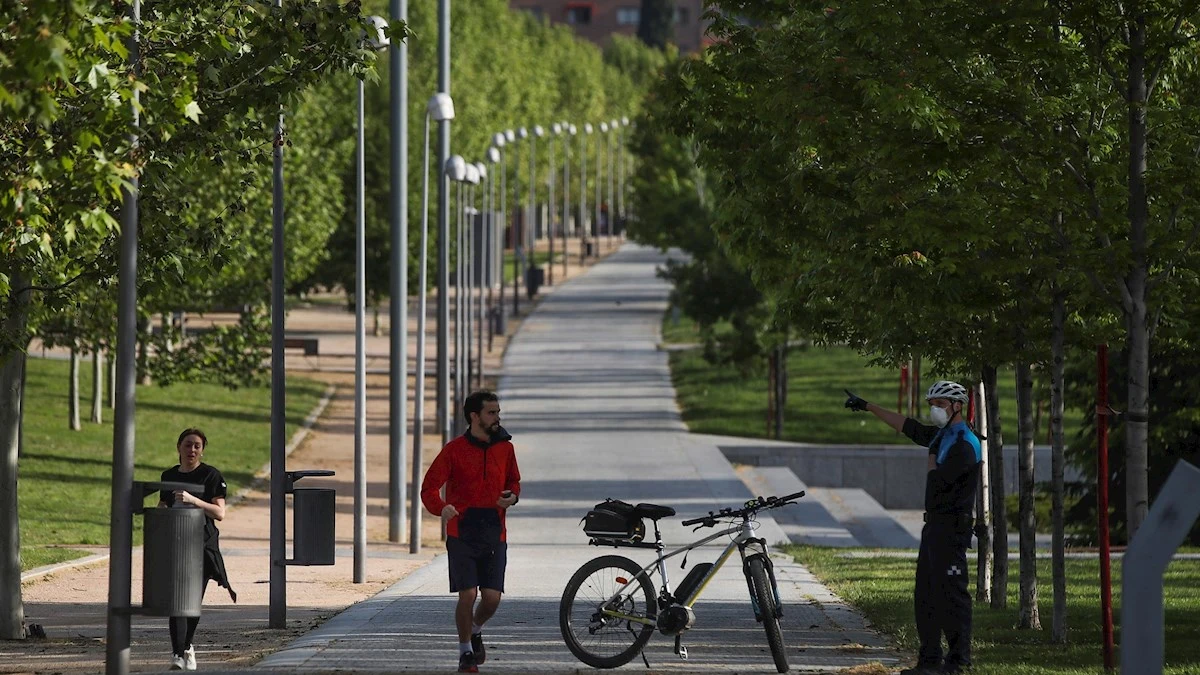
[601,516,769,627]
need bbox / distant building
[509,1,710,53]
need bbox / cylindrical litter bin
[293,487,336,565]
[143,507,205,617]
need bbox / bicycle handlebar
[680,491,805,527]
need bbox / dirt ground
[3,237,623,674]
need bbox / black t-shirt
[902,419,982,515]
[159,463,227,546]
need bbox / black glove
[844,389,869,412]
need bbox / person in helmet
[844,380,981,674]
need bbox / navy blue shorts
[447,536,507,593]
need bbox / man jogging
[844,381,980,674]
[422,391,521,673]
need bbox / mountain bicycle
[558,491,805,673]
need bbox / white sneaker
[183,645,197,671]
[169,653,185,670]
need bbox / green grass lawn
[788,545,1200,674]
[18,356,326,571]
[662,313,1083,446]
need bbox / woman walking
[158,428,237,670]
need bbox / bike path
[256,244,901,673]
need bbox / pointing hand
[844,389,869,412]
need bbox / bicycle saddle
[634,503,676,520]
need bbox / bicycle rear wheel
[748,555,788,673]
[559,554,658,668]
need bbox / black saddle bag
[581,498,645,542]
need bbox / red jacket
[421,432,521,541]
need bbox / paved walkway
[256,245,901,674]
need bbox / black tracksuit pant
[914,521,972,668]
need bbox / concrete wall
[720,444,1087,509]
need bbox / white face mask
[930,405,951,428]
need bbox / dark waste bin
[582,240,594,258]
[490,306,506,336]
[292,486,336,565]
[143,506,205,617]
[525,266,544,299]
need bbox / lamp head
[465,164,480,185]
[364,15,390,50]
[474,162,488,180]
[610,118,619,129]
[552,122,563,134]
[584,123,593,134]
[487,146,501,163]
[428,93,455,121]
[534,125,545,137]
[600,122,609,133]
[570,124,577,135]
[518,127,529,139]
[491,132,506,148]
[505,129,516,142]
[444,155,467,182]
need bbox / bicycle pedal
[674,636,688,660]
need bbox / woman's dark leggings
[169,580,208,655]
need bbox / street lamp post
[353,14,390,586]
[608,119,617,246]
[596,122,606,253]
[387,0,409,546]
[436,0,452,450]
[446,156,468,441]
[474,161,488,386]
[563,123,574,280]
[619,116,629,230]
[514,127,527,313]
[530,125,544,290]
[411,93,455,555]
[582,123,592,257]
[548,123,560,285]
[486,147,500,353]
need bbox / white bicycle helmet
[925,380,969,403]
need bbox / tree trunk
[1050,291,1068,642]
[17,354,26,460]
[137,312,151,385]
[107,348,116,409]
[983,364,1009,608]
[1016,362,1041,629]
[766,351,776,437]
[69,347,81,431]
[0,271,30,639]
[1124,4,1151,540]
[161,313,172,353]
[975,379,992,604]
[91,345,103,424]
[774,344,786,439]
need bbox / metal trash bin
[525,266,544,299]
[292,486,336,565]
[142,507,205,617]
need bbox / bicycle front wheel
[559,554,658,668]
[748,555,788,673]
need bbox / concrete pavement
[256,244,900,673]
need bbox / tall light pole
[412,94,455,554]
[619,117,629,229]
[267,0,288,631]
[608,119,617,247]
[490,133,506,330]
[563,123,574,280]
[548,123,560,285]
[387,0,409,546]
[474,161,488,386]
[436,0,453,449]
[354,14,390,586]
[514,127,527,314]
[582,123,592,257]
[530,125,544,285]
[595,122,605,254]
[106,0,140,669]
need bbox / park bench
[283,337,320,356]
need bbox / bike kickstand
[674,635,688,660]
[640,649,650,668]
